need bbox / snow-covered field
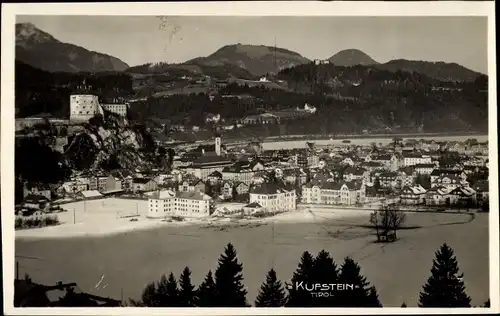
[15,203,489,307]
[14,198,373,239]
[15,198,212,239]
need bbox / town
[15,91,489,227]
[10,14,492,310]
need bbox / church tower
[215,133,222,156]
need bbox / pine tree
[196,270,216,307]
[140,281,158,307]
[156,273,180,307]
[255,269,287,307]
[178,267,196,307]
[311,250,339,306]
[418,243,471,307]
[286,251,315,307]
[213,243,248,307]
[335,257,379,307]
[367,286,383,307]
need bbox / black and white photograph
[1,1,498,314]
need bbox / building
[207,171,223,185]
[402,152,432,167]
[375,171,398,189]
[178,177,206,193]
[343,167,370,183]
[397,167,417,187]
[184,156,234,180]
[472,180,489,203]
[448,187,477,206]
[61,179,89,195]
[430,169,467,183]
[101,103,128,117]
[371,154,401,171]
[222,160,265,185]
[424,186,451,206]
[302,180,365,206]
[431,175,466,191]
[22,194,50,210]
[70,95,103,122]
[131,178,158,193]
[400,185,427,205]
[147,190,212,218]
[89,175,109,192]
[249,183,296,212]
[414,163,436,175]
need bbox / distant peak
[16,22,59,45]
[328,49,379,66]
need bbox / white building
[70,95,103,122]
[302,180,365,206]
[148,190,212,218]
[402,152,432,167]
[101,103,128,117]
[249,183,296,212]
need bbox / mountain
[327,49,482,82]
[184,44,311,76]
[126,61,255,80]
[377,59,483,82]
[328,49,379,66]
[15,23,129,73]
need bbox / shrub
[14,215,60,230]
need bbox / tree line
[130,242,483,308]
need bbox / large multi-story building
[147,190,212,218]
[70,95,103,122]
[249,183,296,212]
[70,94,128,122]
[302,180,365,206]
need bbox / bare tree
[369,206,406,242]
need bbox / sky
[16,15,488,73]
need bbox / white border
[1,1,498,315]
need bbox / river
[262,134,488,150]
